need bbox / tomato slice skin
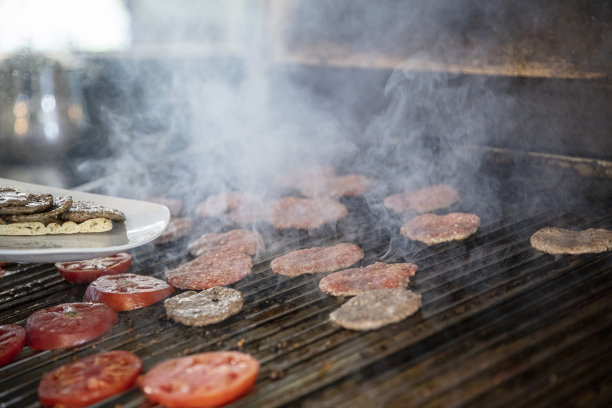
[84,273,174,312]
[140,351,260,408]
[0,324,26,367]
[38,350,142,408]
[55,253,132,284]
[26,303,118,351]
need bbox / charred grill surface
[0,176,611,408]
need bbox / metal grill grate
[1,177,611,407]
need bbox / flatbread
[0,218,113,235]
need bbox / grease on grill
[164,287,244,327]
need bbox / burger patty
[384,184,459,213]
[166,250,252,290]
[319,262,417,296]
[0,193,53,215]
[270,243,364,277]
[196,192,264,218]
[3,195,72,223]
[297,174,375,198]
[270,197,348,229]
[188,229,264,257]
[530,227,612,254]
[60,200,126,222]
[400,212,480,245]
[0,187,30,207]
[329,288,422,331]
[155,217,194,244]
[164,287,244,327]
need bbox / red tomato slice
[38,350,142,408]
[84,273,174,312]
[55,253,132,284]
[26,303,118,351]
[0,324,26,367]
[140,351,260,408]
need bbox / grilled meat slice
[60,200,126,223]
[400,212,480,245]
[530,227,612,254]
[0,193,53,215]
[164,288,244,327]
[3,196,72,223]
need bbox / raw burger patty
[384,184,459,213]
[400,212,480,245]
[298,174,375,198]
[155,217,194,244]
[329,288,422,331]
[270,197,348,229]
[166,250,252,290]
[188,229,264,257]
[271,243,364,277]
[319,262,417,296]
[530,227,612,255]
[164,287,244,327]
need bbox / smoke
[76,0,610,216]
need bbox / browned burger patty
[3,195,72,223]
[0,187,30,207]
[384,184,459,213]
[329,288,422,331]
[400,212,480,245]
[60,200,126,222]
[275,165,336,190]
[155,217,194,244]
[319,262,417,296]
[0,193,53,215]
[270,197,348,229]
[164,287,244,327]
[271,243,364,277]
[166,250,252,290]
[530,227,612,255]
[188,229,264,257]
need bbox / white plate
[0,178,170,263]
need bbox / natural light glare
[0,0,131,52]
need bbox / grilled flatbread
[0,217,113,235]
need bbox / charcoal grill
[1,147,611,407]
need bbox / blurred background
[0,0,610,192]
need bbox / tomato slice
[55,253,132,284]
[0,324,26,367]
[26,303,118,351]
[84,273,174,312]
[140,351,260,408]
[38,350,142,408]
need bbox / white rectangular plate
[0,178,170,263]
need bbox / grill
[1,153,611,407]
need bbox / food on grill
[530,227,612,254]
[0,187,30,207]
[0,186,126,235]
[271,243,365,277]
[60,200,126,222]
[188,229,264,257]
[329,288,422,330]
[148,196,183,217]
[298,173,376,198]
[38,350,142,408]
[400,212,480,245]
[25,302,118,350]
[166,250,253,290]
[140,351,259,408]
[0,193,53,215]
[384,184,459,213]
[84,273,174,312]
[164,287,244,327]
[0,324,26,367]
[319,262,417,296]
[3,195,72,222]
[55,252,133,284]
[270,197,348,229]
[275,164,336,190]
[228,202,271,225]
[155,217,194,244]
[196,192,264,218]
